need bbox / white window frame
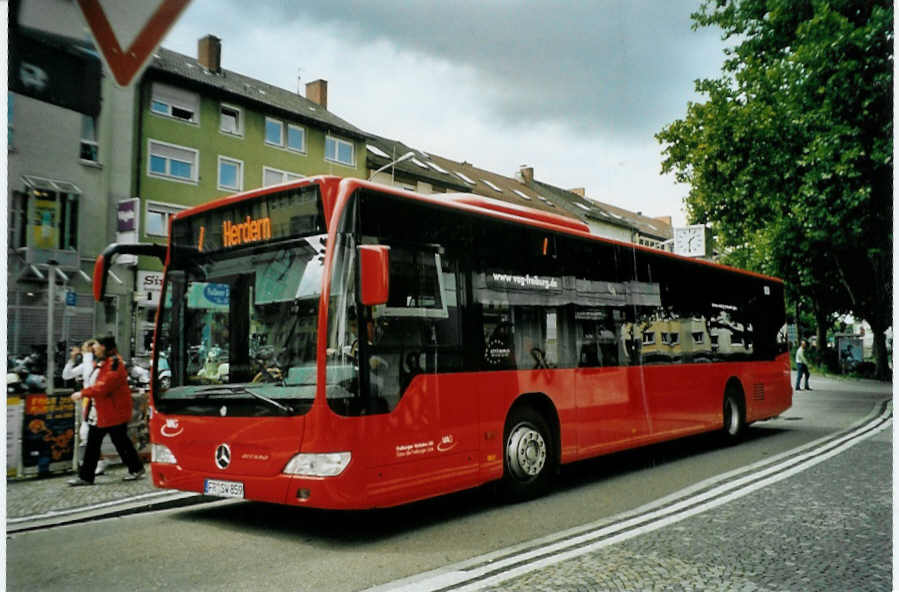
[262,166,304,187]
[219,103,243,137]
[325,135,355,167]
[79,115,99,164]
[217,155,244,192]
[286,123,306,153]
[145,200,188,238]
[147,139,199,184]
[265,117,284,147]
[150,83,200,124]
[642,331,656,345]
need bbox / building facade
[114,36,369,357]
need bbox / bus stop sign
[76,0,191,87]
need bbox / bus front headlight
[151,443,178,464]
[283,452,351,477]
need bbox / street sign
[65,290,77,306]
[76,0,192,87]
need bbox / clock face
[675,226,705,256]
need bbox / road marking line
[372,401,891,592]
[7,491,198,524]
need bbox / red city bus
[93,176,791,509]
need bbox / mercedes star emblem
[215,443,231,470]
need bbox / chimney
[306,79,328,109]
[519,165,534,184]
[654,216,673,226]
[198,35,221,73]
[568,187,586,197]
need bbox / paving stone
[486,436,891,592]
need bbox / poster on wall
[32,198,59,249]
[22,394,75,475]
[7,396,24,477]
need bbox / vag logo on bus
[160,418,183,438]
[437,434,457,452]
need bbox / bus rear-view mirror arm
[93,242,168,301]
[359,245,390,306]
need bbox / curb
[7,491,218,534]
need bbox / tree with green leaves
[657,0,892,379]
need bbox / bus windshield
[154,234,327,416]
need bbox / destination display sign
[172,185,324,253]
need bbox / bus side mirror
[359,245,390,306]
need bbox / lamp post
[368,151,416,184]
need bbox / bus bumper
[151,463,366,509]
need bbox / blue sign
[203,283,230,306]
[65,291,77,306]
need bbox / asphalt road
[6,376,891,591]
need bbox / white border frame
[217,155,244,192]
[219,103,243,137]
[325,135,356,167]
[147,138,199,185]
[145,199,188,238]
[262,166,304,187]
[264,117,284,147]
[286,123,306,153]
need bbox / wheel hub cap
[507,424,547,479]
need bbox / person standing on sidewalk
[67,336,145,486]
[795,339,812,391]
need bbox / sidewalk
[6,463,211,533]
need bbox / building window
[148,139,198,183]
[220,104,242,136]
[262,166,303,187]
[642,331,656,345]
[80,115,99,162]
[287,124,305,152]
[325,135,354,166]
[145,201,187,238]
[218,156,243,192]
[265,117,283,146]
[692,332,706,344]
[150,83,199,123]
[661,332,679,345]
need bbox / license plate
[204,479,244,498]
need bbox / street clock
[674,225,707,257]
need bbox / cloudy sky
[161,1,730,226]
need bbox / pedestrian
[62,338,110,474]
[795,339,812,391]
[67,336,145,486]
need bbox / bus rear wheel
[722,389,746,444]
[500,406,555,502]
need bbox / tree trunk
[868,315,891,381]
[813,301,829,355]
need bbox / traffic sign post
[76,0,192,87]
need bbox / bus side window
[366,245,464,410]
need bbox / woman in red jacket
[68,336,145,485]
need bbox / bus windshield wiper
[194,384,294,414]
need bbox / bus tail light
[283,452,351,477]
[152,443,178,465]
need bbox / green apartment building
[126,35,367,356]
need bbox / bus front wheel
[500,406,555,502]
